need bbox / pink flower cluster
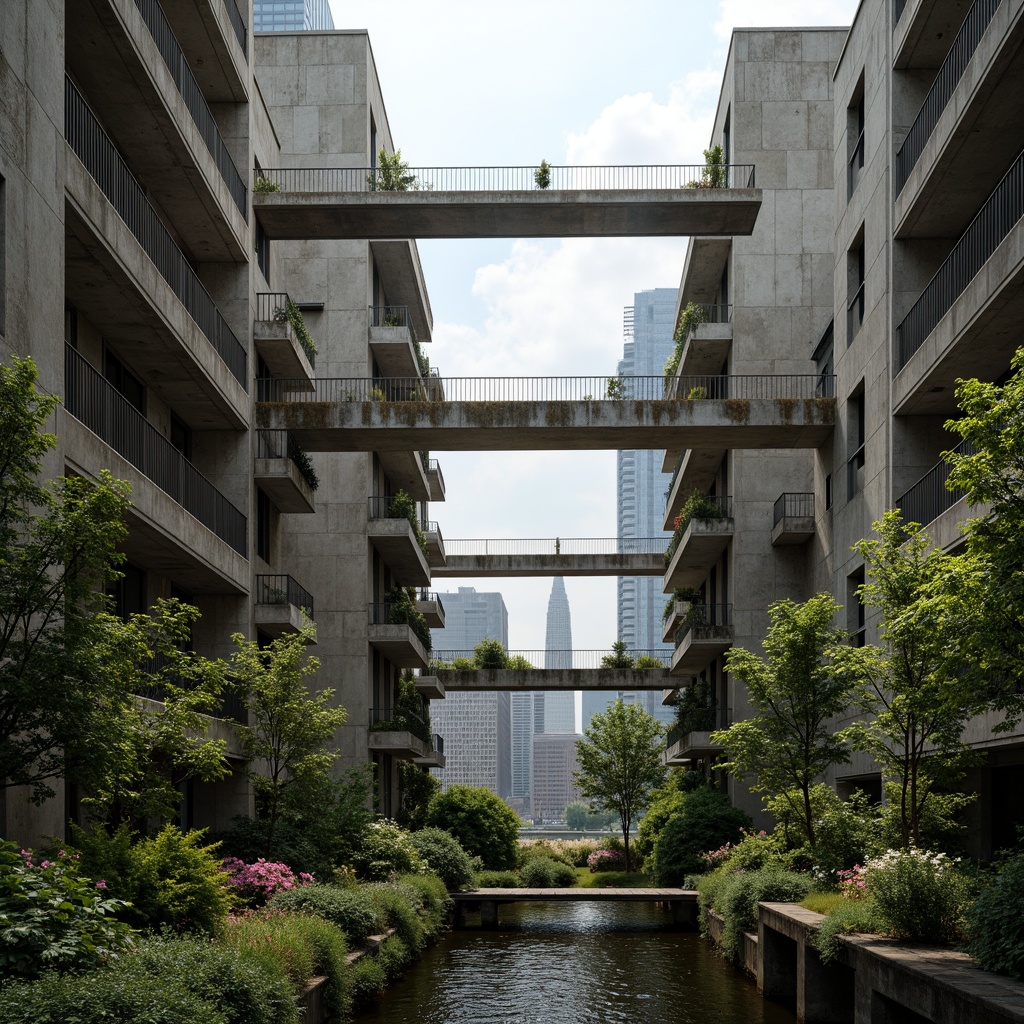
[587,848,628,872]
[222,857,314,906]
[703,841,734,865]
[837,864,867,898]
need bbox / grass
[574,868,654,888]
[800,892,848,915]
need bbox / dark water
[354,902,796,1024]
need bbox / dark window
[848,75,865,198]
[170,414,192,459]
[110,563,146,620]
[847,389,866,499]
[65,304,78,350]
[847,566,866,646]
[825,473,833,510]
[0,174,5,335]
[813,320,834,394]
[847,232,865,344]
[104,350,145,412]
[256,488,271,562]
[255,218,270,284]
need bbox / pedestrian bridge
[434,537,666,577]
[252,164,760,240]
[428,653,671,691]
[451,888,698,928]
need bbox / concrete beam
[256,397,836,453]
[253,188,762,240]
[432,552,665,577]
[434,667,671,691]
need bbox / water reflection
[354,902,796,1024]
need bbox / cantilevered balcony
[252,164,761,240]
[63,346,247,592]
[772,492,815,546]
[254,431,316,514]
[895,440,980,550]
[367,602,430,670]
[427,459,446,502]
[254,294,316,385]
[414,734,446,769]
[663,497,733,590]
[254,574,315,638]
[663,449,726,529]
[424,520,446,569]
[664,726,724,766]
[369,305,427,378]
[434,537,667,577]
[378,450,431,503]
[894,145,1024,413]
[256,374,836,452]
[367,497,431,586]
[415,676,446,700]
[671,605,734,677]
[895,0,1024,237]
[367,708,432,760]
[415,590,446,629]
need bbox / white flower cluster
[865,847,954,874]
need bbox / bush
[395,872,451,939]
[474,870,519,888]
[635,781,686,869]
[519,856,576,887]
[966,847,1024,978]
[518,839,575,867]
[651,788,750,885]
[714,867,812,962]
[549,838,599,868]
[587,848,628,873]
[222,858,314,907]
[211,816,324,879]
[376,934,413,979]
[864,847,974,943]
[349,956,387,1006]
[267,883,380,944]
[814,899,881,964]
[0,842,135,982]
[426,785,521,870]
[704,829,786,874]
[351,819,424,881]
[408,828,474,890]
[362,882,424,951]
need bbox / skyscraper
[253,0,335,32]
[542,576,574,732]
[429,588,511,797]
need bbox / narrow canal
[353,902,796,1024]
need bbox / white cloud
[714,0,860,40]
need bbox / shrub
[223,858,314,907]
[651,788,750,885]
[362,882,424,951]
[814,899,881,964]
[705,829,786,874]
[714,867,812,962]
[349,956,387,1006]
[550,838,599,867]
[518,839,575,867]
[474,869,518,888]
[520,856,575,888]
[267,883,380,944]
[351,819,425,881]
[211,816,324,878]
[426,785,521,870]
[864,847,974,943]
[966,847,1024,978]
[408,828,474,890]
[395,872,451,939]
[0,842,135,982]
[587,848,628,873]
[636,783,686,870]
[376,934,413,979]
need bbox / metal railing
[65,77,247,388]
[432,734,444,756]
[442,537,667,556]
[894,0,1001,196]
[674,605,734,648]
[370,600,428,627]
[416,590,446,614]
[133,0,248,218]
[895,144,1024,372]
[666,716,723,747]
[369,706,430,743]
[254,163,757,193]
[431,650,671,669]
[423,521,445,558]
[257,373,836,403]
[255,292,291,323]
[65,345,247,555]
[427,459,445,493]
[773,492,815,526]
[254,574,314,618]
[895,438,977,526]
[222,0,247,56]
[369,305,413,331]
[135,666,249,725]
[368,495,426,528]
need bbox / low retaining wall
[297,928,397,1024]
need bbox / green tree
[565,801,591,831]
[473,637,508,668]
[651,787,749,885]
[600,640,634,668]
[574,701,665,870]
[842,511,984,848]
[425,785,520,870]
[713,594,855,849]
[367,149,419,191]
[0,356,138,802]
[232,625,346,855]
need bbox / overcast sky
[329,0,860,654]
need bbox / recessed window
[256,488,271,562]
[847,74,865,198]
[847,566,866,647]
[847,388,866,500]
[847,231,865,345]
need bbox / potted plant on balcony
[534,159,552,189]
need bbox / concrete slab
[433,667,671,691]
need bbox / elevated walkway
[434,538,666,577]
[252,164,760,239]
[431,656,671,691]
[256,374,836,453]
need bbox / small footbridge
[451,887,699,929]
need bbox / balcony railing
[431,734,444,756]
[133,0,248,218]
[666,716,722,748]
[427,458,445,488]
[417,589,446,613]
[894,0,1001,196]
[896,145,1024,373]
[255,292,316,366]
[254,574,314,619]
[674,605,733,648]
[254,163,757,193]
[65,345,247,555]
[431,650,671,669]
[773,492,815,526]
[258,373,835,403]
[369,706,431,744]
[256,430,318,492]
[895,439,977,527]
[368,495,426,528]
[423,520,444,554]
[369,305,413,331]
[65,77,247,388]
[443,537,667,556]
[222,0,247,56]
[135,662,249,725]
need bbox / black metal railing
[133,0,248,218]
[255,292,291,322]
[773,492,815,526]
[416,590,445,614]
[895,439,977,526]
[895,145,1024,372]
[666,716,722,747]
[254,163,757,193]
[427,459,445,493]
[432,734,444,756]
[222,0,247,56]
[423,521,445,558]
[135,662,249,725]
[369,706,430,742]
[65,346,247,554]
[254,574,314,618]
[690,303,733,325]
[368,495,426,528]
[674,605,733,648]
[369,305,413,330]
[431,649,671,669]
[257,373,836,403]
[894,0,1001,196]
[65,78,247,388]
[442,537,667,556]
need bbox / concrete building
[253,0,334,33]
[429,588,512,797]
[531,732,583,822]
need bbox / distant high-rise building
[429,588,511,797]
[541,577,574,733]
[253,0,335,32]
[531,733,582,822]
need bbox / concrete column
[670,899,699,929]
[479,901,499,928]
[758,921,798,1006]
[798,943,855,1023]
